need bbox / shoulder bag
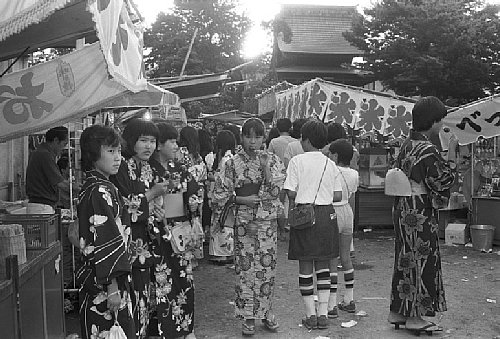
[288,158,328,230]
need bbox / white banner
[87,0,147,92]
[443,95,500,145]
[0,43,176,142]
[275,78,416,137]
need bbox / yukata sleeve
[422,148,456,208]
[111,160,149,224]
[82,184,130,285]
[260,153,285,201]
[212,157,236,209]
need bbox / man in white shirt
[283,118,307,168]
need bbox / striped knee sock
[316,268,330,316]
[344,268,354,303]
[299,274,315,316]
[328,272,338,310]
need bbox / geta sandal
[242,322,255,336]
[262,316,279,332]
[406,322,443,336]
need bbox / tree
[144,0,251,77]
[344,0,500,104]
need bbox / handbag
[169,220,194,254]
[288,158,328,230]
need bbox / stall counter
[0,241,65,339]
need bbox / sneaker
[327,307,338,319]
[302,315,317,330]
[338,300,356,313]
[317,315,328,329]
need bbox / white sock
[303,295,316,317]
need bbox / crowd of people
[27,95,457,338]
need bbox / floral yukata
[149,157,201,338]
[111,157,155,338]
[213,149,285,320]
[390,130,456,318]
[76,170,135,339]
[209,150,235,260]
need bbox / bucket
[470,224,495,252]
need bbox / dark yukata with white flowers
[149,157,199,338]
[111,157,156,338]
[77,170,135,339]
[390,130,456,318]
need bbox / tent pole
[180,28,198,77]
[0,46,29,78]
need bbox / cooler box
[445,223,468,245]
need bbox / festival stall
[275,78,416,229]
[443,94,500,246]
[0,1,176,337]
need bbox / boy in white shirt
[327,139,359,317]
[284,120,342,330]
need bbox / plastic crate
[0,214,58,249]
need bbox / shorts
[333,204,353,235]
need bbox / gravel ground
[65,229,500,338]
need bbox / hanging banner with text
[443,95,500,145]
[275,78,416,137]
[0,43,177,142]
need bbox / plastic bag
[108,311,127,339]
[67,218,80,247]
[384,168,411,196]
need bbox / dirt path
[193,230,500,339]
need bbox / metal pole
[180,28,198,77]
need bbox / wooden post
[6,255,22,339]
[180,28,198,77]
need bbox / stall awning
[200,110,255,126]
[0,42,179,142]
[0,0,147,93]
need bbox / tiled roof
[276,5,362,55]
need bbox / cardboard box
[445,223,469,245]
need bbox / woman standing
[110,118,168,338]
[178,126,207,266]
[213,118,286,336]
[388,97,456,334]
[77,125,135,338]
[208,130,237,264]
[149,122,198,339]
[284,120,342,330]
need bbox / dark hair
[57,156,69,172]
[301,120,328,149]
[198,129,214,158]
[80,125,121,171]
[214,130,236,171]
[156,122,178,144]
[412,96,447,132]
[122,118,159,158]
[241,118,265,137]
[276,118,292,133]
[326,122,347,143]
[290,118,307,139]
[223,124,241,145]
[45,126,68,142]
[179,126,200,157]
[329,139,353,165]
[266,127,280,148]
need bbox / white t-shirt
[283,140,304,168]
[284,151,342,205]
[268,135,295,163]
[333,166,359,206]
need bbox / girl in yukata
[77,125,135,338]
[149,122,199,338]
[208,130,237,265]
[388,97,457,334]
[213,118,286,336]
[110,118,169,338]
[178,126,207,267]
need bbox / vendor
[25,126,70,214]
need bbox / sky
[134,0,500,59]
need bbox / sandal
[262,315,279,332]
[242,322,255,336]
[406,321,443,335]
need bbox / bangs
[242,118,265,137]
